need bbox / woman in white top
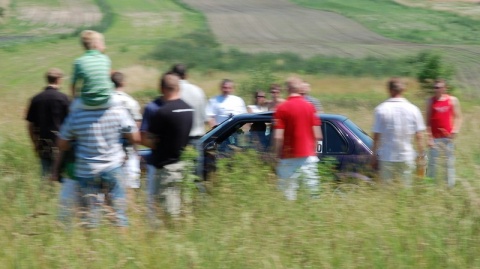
[247,91,269,113]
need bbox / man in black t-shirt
[145,73,193,217]
[26,68,70,178]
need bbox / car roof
[232,112,349,122]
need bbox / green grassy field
[2,0,480,267]
[291,0,480,44]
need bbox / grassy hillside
[291,0,480,44]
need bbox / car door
[320,121,350,169]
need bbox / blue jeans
[58,178,81,227]
[427,138,455,187]
[76,167,128,227]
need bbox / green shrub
[148,30,450,78]
[238,65,280,98]
[415,51,455,94]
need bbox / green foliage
[0,7,5,17]
[130,88,158,105]
[148,30,450,78]
[238,65,280,98]
[318,157,338,182]
[415,51,455,93]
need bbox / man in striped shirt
[55,105,140,227]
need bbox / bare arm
[51,138,70,182]
[425,98,434,147]
[125,131,140,146]
[371,133,380,170]
[273,129,284,159]
[71,85,76,98]
[451,96,462,136]
[208,117,217,129]
[140,131,157,149]
[312,125,322,152]
[415,131,425,156]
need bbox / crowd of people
[25,30,462,228]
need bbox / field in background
[1,0,480,267]
[0,0,101,36]
[395,0,480,19]
[182,0,480,93]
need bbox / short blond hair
[387,77,405,93]
[80,30,104,50]
[285,77,302,94]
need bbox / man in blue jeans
[426,79,462,187]
[53,105,139,228]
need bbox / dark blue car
[198,112,374,181]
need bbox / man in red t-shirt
[426,79,462,187]
[273,77,322,200]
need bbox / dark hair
[270,83,281,92]
[171,63,187,79]
[253,90,266,105]
[111,71,124,88]
[221,79,233,87]
[434,78,447,85]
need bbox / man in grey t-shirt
[171,64,207,144]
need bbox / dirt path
[181,0,480,92]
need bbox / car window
[323,122,348,154]
[218,121,272,152]
[343,119,373,149]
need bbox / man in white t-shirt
[112,71,142,189]
[372,77,425,186]
[206,79,247,128]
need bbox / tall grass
[2,139,480,267]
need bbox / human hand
[50,172,59,182]
[427,138,435,148]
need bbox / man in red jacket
[426,79,462,187]
[273,77,323,200]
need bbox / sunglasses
[256,95,266,98]
[433,86,443,89]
